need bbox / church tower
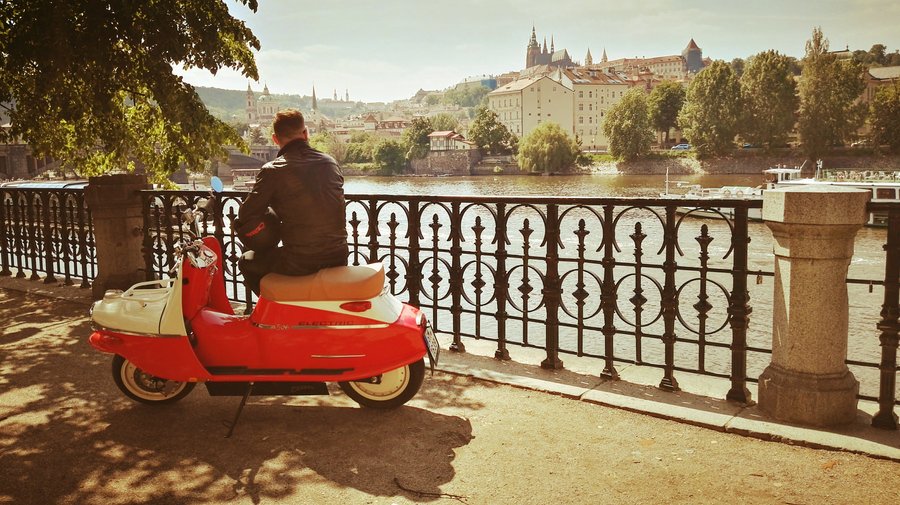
[682,39,703,73]
[245,83,258,123]
[602,48,608,63]
[526,26,540,68]
[311,86,318,111]
[585,48,593,66]
[345,89,349,102]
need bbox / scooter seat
[260,263,385,302]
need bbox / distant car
[671,143,691,150]
[851,140,872,147]
[741,143,758,148]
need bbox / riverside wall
[593,152,900,176]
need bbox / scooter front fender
[88,331,212,382]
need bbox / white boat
[660,170,764,221]
[765,163,900,226]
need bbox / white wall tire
[339,359,425,409]
[111,355,195,405]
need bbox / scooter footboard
[89,331,212,382]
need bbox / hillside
[194,86,378,123]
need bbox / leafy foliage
[739,50,799,149]
[309,131,348,163]
[345,132,379,163]
[429,113,460,133]
[442,85,492,108]
[603,88,655,161]
[798,28,867,163]
[517,122,579,174]
[467,107,517,155]
[0,1,261,183]
[373,140,407,174]
[401,117,433,160]
[678,61,743,157]
[852,44,900,67]
[871,83,900,153]
[647,81,686,146]
[249,127,265,146]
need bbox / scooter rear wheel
[339,359,425,409]
[112,355,195,405]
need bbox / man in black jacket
[237,109,348,295]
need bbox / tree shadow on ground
[0,288,478,504]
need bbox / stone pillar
[84,174,151,300]
[759,185,870,426]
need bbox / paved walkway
[0,276,897,505]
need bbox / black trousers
[240,245,349,296]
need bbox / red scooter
[88,195,439,435]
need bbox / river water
[342,174,890,397]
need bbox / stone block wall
[411,150,481,176]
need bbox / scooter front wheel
[112,355,195,405]
[339,359,425,409]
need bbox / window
[588,91,593,98]
[877,188,896,199]
[589,104,593,111]
[578,91,583,98]
[579,104,583,111]
[589,117,593,124]
[579,117,584,124]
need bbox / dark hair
[273,109,306,139]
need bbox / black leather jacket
[238,139,348,263]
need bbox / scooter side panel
[88,331,211,382]
[191,309,261,368]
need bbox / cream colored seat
[260,263,385,302]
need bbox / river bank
[340,151,900,178]
[591,151,900,175]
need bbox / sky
[176,0,900,103]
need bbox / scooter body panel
[88,331,211,381]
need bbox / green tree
[467,107,517,154]
[647,81,686,147]
[309,131,348,163]
[373,140,407,174]
[443,85,491,108]
[798,27,867,166]
[249,127,265,146]
[345,132,378,163]
[871,83,900,153]
[429,113,460,133]
[0,1,260,184]
[739,50,799,149]
[729,58,746,78]
[678,60,743,157]
[603,88,655,161]
[401,117,432,160]
[517,122,579,174]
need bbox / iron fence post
[601,204,619,379]
[726,207,752,404]
[449,201,465,353]
[873,207,900,429]
[0,190,10,276]
[406,200,422,308]
[659,205,680,391]
[541,203,563,370]
[494,202,510,360]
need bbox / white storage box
[91,275,187,336]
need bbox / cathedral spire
[542,36,547,54]
[312,85,318,111]
[551,35,555,53]
[345,89,349,102]
[602,47,608,63]
[585,48,593,66]
[263,83,270,95]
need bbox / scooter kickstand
[224,382,254,438]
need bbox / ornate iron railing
[0,185,96,287]
[0,184,895,428]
